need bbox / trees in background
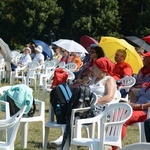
[0,0,150,49]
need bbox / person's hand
[130,103,141,110]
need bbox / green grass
[0,83,140,150]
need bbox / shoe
[50,136,63,149]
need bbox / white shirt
[33,53,44,64]
[18,54,32,66]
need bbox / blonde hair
[116,49,127,59]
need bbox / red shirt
[113,61,133,80]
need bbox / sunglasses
[90,51,96,54]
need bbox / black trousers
[144,118,150,142]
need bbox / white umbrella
[52,39,88,54]
[0,38,12,62]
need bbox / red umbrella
[143,35,150,44]
[80,35,98,49]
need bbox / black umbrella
[124,36,150,51]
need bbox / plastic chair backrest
[73,103,132,150]
[0,105,26,150]
[65,63,77,71]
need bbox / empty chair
[0,105,26,150]
[71,103,132,150]
[117,76,136,102]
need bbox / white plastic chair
[0,86,45,149]
[65,63,77,72]
[70,92,98,140]
[71,103,132,150]
[26,61,40,90]
[0,58,5,84]
[44,103,66,150]
[119,142,150,150]
[11,65,27,85]
[56,61,66,68]
[20,99,45,149]
[0,105,26,150]
[42,69,75,101]
[11,50,21,66]
[117,76,136,102]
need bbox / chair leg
[21,122,28,148]
[44,126,50,150]
[42,120,45,149]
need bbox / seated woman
[74,45,106,85]
[112,82,150,150]
[88,57,118,106]
[52,45,63,61]
[59,49,72,64]
[70,52,82,71]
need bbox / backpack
[50,83,72,124]
[51,68,68,89]
[50,84,93,149]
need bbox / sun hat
[23,47,31,54]
[94,57,114,76]
[141,51,150,57]
[35,45,43,53]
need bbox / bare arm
[97,77,117,105]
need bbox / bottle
[55,104,62,124]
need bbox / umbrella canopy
[142,35,150,44]
[124,36,150,51]
[99,36,143,74]
[0,38,12,62]
[52,39,88,54]
[80,35,98,49]
[33,40,53,60]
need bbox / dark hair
[91,46,105,58]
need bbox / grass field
[0,83,140,150]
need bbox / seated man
[130,51,150,102]
[113,49,133,81]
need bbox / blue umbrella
[33,40,53,60]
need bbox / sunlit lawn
[0,82,139,150]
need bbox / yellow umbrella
[99,36,143,74]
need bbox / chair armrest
[0,101,10,119]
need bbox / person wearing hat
[17,46,32,66]
[130,51,150,102]
[88,57,118,105]
[33,45,44,65]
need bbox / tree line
[0,0,149,49]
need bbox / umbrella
[52,39,88,54]
[124,36,150,51]
[33,40,53,60]
[0,38,12,62]
[99,36,143,74]
[142,35,150,44]
[80,35,98,49]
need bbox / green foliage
[0,0,63,49]
[0,0,150,49]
